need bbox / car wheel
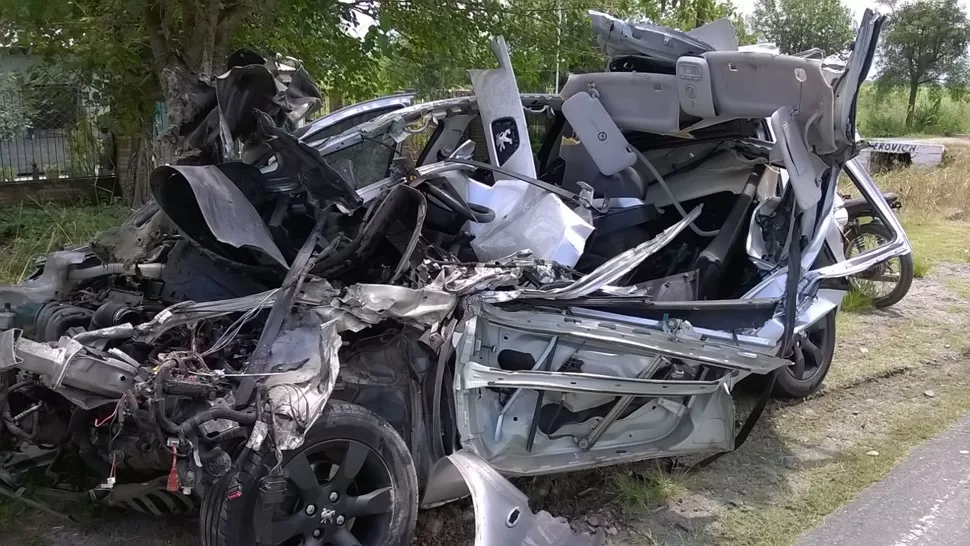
[201,401,418,546]
[773,310,837,398]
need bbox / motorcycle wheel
[845,222,914,308]
[201,401,418,546]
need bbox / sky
[733,0,970,21]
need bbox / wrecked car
[0,9,907,546]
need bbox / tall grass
[870,141,970,225]
[857,85,970,137]
[0,201,128,283]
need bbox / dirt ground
[5,244,970,545]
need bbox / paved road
[795,412,970,546]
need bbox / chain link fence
[0,76,112,185]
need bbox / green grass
[610,465,687,509]
[0,201,128,283]
[912,254,933,278]
[902,221,970,264]
[839,289,874,313]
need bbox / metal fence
[0,81,110,184]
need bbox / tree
[749,0,854,54]
[1,0,753,202]
[877,0,970,127]
[0,0,508,202]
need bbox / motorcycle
[835,191,915,307]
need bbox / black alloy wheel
[201,402,418,546]
[773,310,837,398]
[270,439,394,546]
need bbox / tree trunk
[328,90,345,113]
[905,80,920,128]
[145,0,246,168]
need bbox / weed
[0,201,127,283]
[839,289,874,313]
[876,144,970,226]
[610,464,685,509]
[912,254,932,278]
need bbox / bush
[857,84,970,137]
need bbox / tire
[201,401,418,546]
[773,311,837,398]
[846,222,914,308]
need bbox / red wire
[94,406,117,428]
[94,398,124,428]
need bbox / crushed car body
[0,9,908,546]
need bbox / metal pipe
[580,355,665,451]
[67,263,165,281]
[10,402,41,422]
[493,335,559,444]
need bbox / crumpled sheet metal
[469,205,702,303]
[426,252,561,296]
[264,318,341,451]
[137,280,338,342]
[0,251,85,310]
[263,285,454,449]
[333,284,457,327]
[151,164,288,267]
[422,450,603,546]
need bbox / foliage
[1,0,753,116]
[857,84,970,136]
[647,0,743,32]
[67,117,100,177]
[875,144,970,228]
[748,0,853,54]
[377,0,749,96]
[609,465,686,508]
[0,72,31,140]
[876,0,970,127]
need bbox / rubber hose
[175,408,257,436]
